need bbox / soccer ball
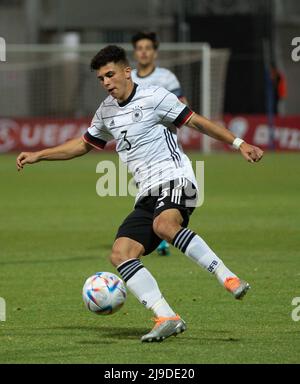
[82,272,127,315]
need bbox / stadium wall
[1,115,300,153]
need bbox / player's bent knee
[109,238,144,267]
[153,216,178,243]
[152,218,165,239]
[110,247,123,267]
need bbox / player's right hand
[239,143,264,164]
[16,152,40,171]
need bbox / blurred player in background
[131,32,188,105]
[131,31,188,256]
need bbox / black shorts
[115,178,198,255]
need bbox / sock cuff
[172,228,196,253]
[117,258,144,283]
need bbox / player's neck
[137,64,156,78]
[117,81,136,106]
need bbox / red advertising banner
[0,118,89,153]
[1,115,300,153]
[180,115,300,151]
[222,115,300,152]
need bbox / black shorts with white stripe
[151,178,198,220]
[115,178,198,255]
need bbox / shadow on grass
[176,336,241,343]
[47,325,149,341]
[19,324,242,345]
[45,325,241,344]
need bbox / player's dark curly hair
[131,32,159,50]
[90,45,129,71]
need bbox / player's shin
[172,228,237,284]
[117,259,176,318]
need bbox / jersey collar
[118,83,138,107]
[136,66,156,79]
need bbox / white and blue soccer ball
[82,272,127,315]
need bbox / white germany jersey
[83,84,197,202]
[131,67,183,98]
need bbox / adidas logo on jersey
[110,119,115,127]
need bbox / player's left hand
[239,143,264,163]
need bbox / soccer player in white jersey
[132,31,188,255]
[131,31,188,105]
[17,46,264,343]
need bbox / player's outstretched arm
[186,113,264,163]
[16,137,93,171]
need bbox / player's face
[97,62,132,101]
[134,39,157,66]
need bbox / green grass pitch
[0,152,299,364]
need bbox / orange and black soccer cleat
[224,277,251,300]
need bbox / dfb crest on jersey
[132,107,143,122]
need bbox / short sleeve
[82,105,114,150]
[164,71,183,98]
[153,87,193,128]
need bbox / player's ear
[124,66,131,80]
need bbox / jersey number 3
[121,130,132,151]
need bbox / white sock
[117,259,176,318]
[173,228,237,284]
[214,261,237,285]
